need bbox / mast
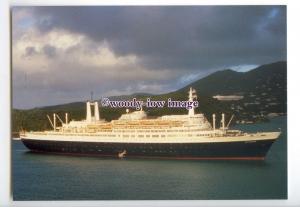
[95,101,100,121]
[212,114,216,131]
[221,113,225,130]
[65,113,68,124]
[188,87,197,116]
[53,113,56,131]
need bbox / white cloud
[12,25,181,108]
[230,64,258,72]
[13,27,176,79]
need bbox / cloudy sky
[12,6,286,109]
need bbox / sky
[12,6,286,109]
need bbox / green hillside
[12,61,287,132]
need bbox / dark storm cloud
[43,44,57,58]
[24,46,37,57]
[13,6,287,109]
[32,6,286,70]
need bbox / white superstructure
[20,88,280,144]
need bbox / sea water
[12,116,287,200]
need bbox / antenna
[91,91,94,101]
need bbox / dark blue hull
[21,138,276,160]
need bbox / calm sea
[12,116,287,200]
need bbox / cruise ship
[20,88,280,160]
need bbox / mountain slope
[12,61,287,131]
[179,61,286,96]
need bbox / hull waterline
[21,138,275,160]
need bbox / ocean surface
[12,116,287,200]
